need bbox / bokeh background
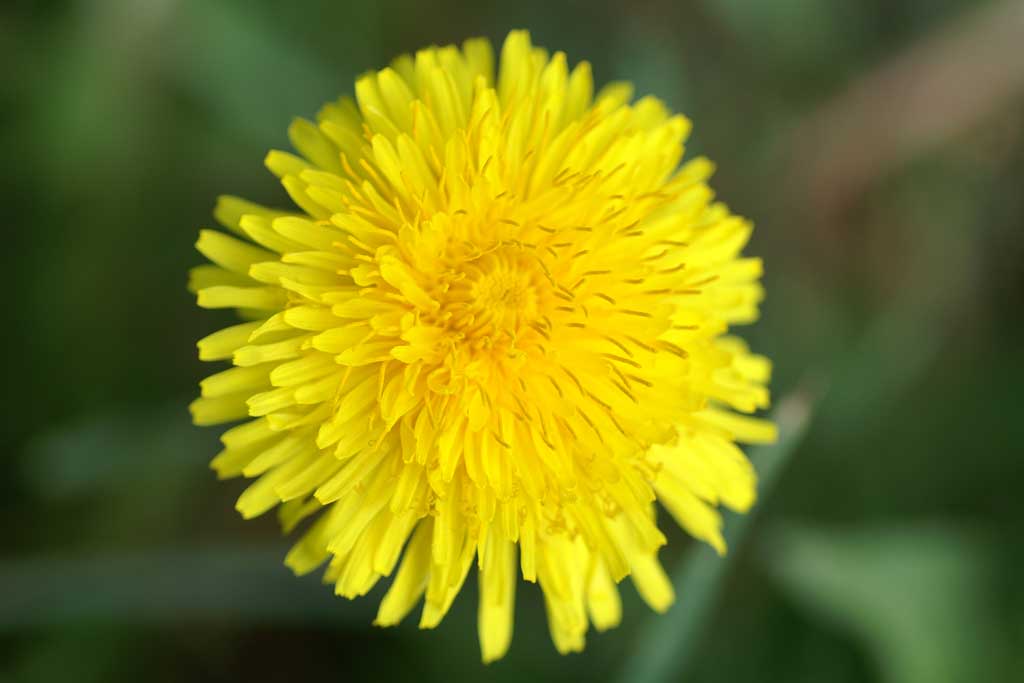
[3,0,1023,681]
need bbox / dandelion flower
[190,30,774,661]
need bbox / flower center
[443,246,550,347]
[471,260,537,328]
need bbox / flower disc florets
[190,30,774,661]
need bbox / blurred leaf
[165,0,346,145]
[702,0,865,74]
[9,626,137,683]
[0,546,373,628]
[765,524,999,683]
[22,403,211,500]
[609,24,691,114]
[615,389,815,683]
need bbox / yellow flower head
[190,30,774,661]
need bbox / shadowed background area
[2,0,1023,681]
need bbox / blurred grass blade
[616,390,814,683]
[0,547,374,628]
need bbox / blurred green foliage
[3,0,1023,681]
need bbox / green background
[3,0,1022,681]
